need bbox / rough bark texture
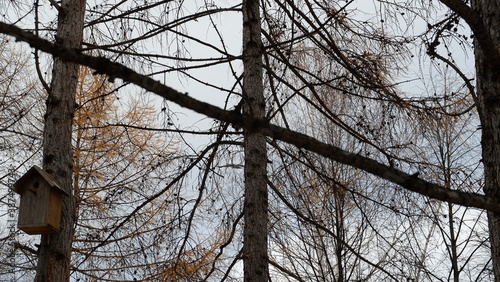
[242,0,269,281]
[36,0,86,281]
[471,0,500,279]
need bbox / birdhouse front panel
[17,174,53,234]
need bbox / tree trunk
[472,0,500,279]
[242,0,268,281]
[36,0,86,281]
[335,192,345,282]
[448,203,460,282]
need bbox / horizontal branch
[1,22,499,212]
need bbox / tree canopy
[0,0,499,281]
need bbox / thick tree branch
[1,22,499,212]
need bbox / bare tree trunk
[242,0,268,281]
[36,0,86,281]
[445,165,459,282]
[472,0,500,279]
[479,82,500,281]
[335,193,345,282]
[447,203,460,282]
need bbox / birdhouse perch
[13,166,68,235]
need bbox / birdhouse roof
[12,166,69,196]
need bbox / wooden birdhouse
[12,166,68,235]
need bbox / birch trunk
[472,0,500,279]
[36,0,86,281]
[242,0,269,280]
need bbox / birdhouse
[12,166,68,235]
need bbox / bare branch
[47,0,62,13]
[439,0,500,66]
[1,21,498,212]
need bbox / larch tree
[463,0,500,278]
[36,0,86,280]
[71,67,184,280]
[260,1,419,279]
[242,0,269,280]
[19,1,245,280]
[411,85,488,281]
[2,0,500,281]
[0,61,195,280]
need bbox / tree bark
[36,0,86,281]
[242,0,269,281]
[471,0,500,279]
